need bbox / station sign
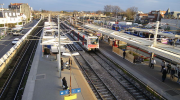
[71,88,81,94]
[60,88,81,95]
[60,90,69,95]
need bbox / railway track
[89,51,156,100]
[64,39,118,99]
[61,22,166,100]
[0,21,43,100]
[61,23,134,100]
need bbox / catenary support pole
[58,15,61,78]
[153,21,159,47]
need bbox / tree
[104,5,112,16]
[112,6,122,17]
[125,6,138,20]
[96,10,103,14]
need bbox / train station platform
[22,38,97,100]
[99,40,180,100]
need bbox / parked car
[12,38,20,45]
[12,30,22,36]
[7,28,13,35]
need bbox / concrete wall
[0,18,42,78]
[0,40,25,77]
[112,46,134,63]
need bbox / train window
[90,38,99,44]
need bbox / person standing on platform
[162,68,167,82]
[150,58,156,69]
[61,58,64,71]
[123,50,126,59]
[161,60,166,72]
[170,68,175,80]
[62,77,68,90]
[177,68,180,84]
[65,61,69,69]
[167,63,171,74]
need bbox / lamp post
[58,15,61,78]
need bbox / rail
[0,17,42,74]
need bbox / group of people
[61,58,72,71]
[150,59,180,83]
[160,60,176,82]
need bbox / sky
[1,0,180,13]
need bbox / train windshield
[89,38,99,44]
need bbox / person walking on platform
[167,63,171,74]
[170,68,175,80]
[62,77,68,90]
[161,60,166,72]
[150,58,156,69]
[123,50,126,59]
[61,58,64,71]
[162,68,167,82]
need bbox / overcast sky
[1,0,180,13]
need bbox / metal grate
[166,90,179,96]
[36,74,46,80]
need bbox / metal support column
[58,15,61,78]
[152,21,159,47]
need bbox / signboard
[71,88,81,94]
[60,88,81,95]
[60,90,69,95]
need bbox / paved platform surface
[99,40,180,100]
[22,39,97,100]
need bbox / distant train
[61,22,99,51]
[124,29,174,44]
[112,24,131,31]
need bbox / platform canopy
[84,24,180,63]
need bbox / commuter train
[61,22,99,51]
[112,24,131,31]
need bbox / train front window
[90,38,99,44]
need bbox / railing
[0,17,42,73]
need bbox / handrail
[0,18,42,68]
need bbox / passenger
[65,61,69,69]
[161,60,166,72]
[177,68,180,84]
[123,50,126,59]
[162,68,167,82]
[69,58,71,66]
[170,68,175,80]
[62,77,68,90]
[61,58,64,71]
[150,58,156,69]
[167,63,171,74]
